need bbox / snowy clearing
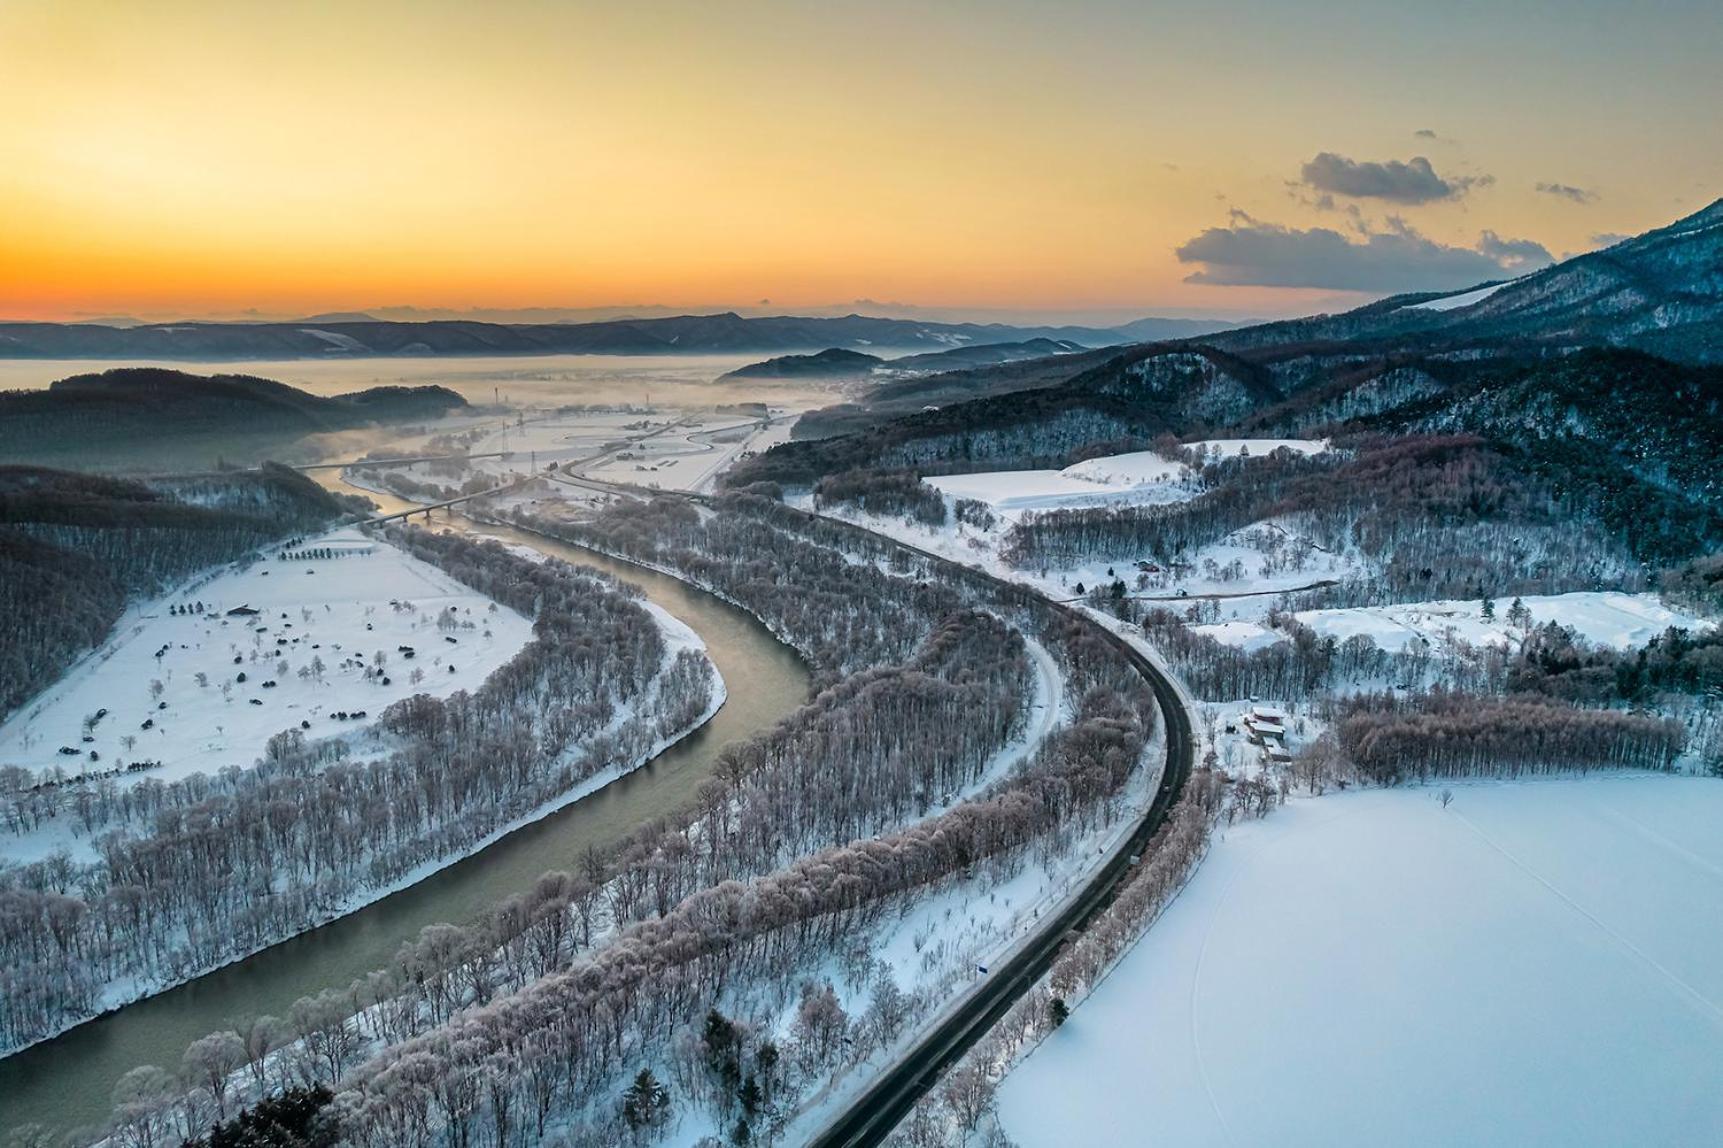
[805,495,1366,622]
[0,525,535,799]
[998,775,1723,1147]
[926,451,1198,514]
[578,412,794,494]
[1057,450,1188,487]
[1291,591,1712,654]
[1404,279,1513,311]
[817,447,1356,615]
[1190,619,1287,652]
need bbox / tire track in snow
[1186,842,1245,1147]
[1582,792,1723,887]
[1448,805,1723,1029]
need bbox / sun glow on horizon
[3,0,1718,322]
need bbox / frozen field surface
[0,525,534,791]
[580,411,796,493]
[1292,591,1711,653]
[998,776,1723,1147]
[927,453,1198,514]
[1190,619,1287,652]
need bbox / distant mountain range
[732,199,1723,568]
[721,337,1089,381]
[0,312,1234,361]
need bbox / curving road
[804,538,1197,1148]
[553,474,1199,1147]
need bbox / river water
[0,484,808,1141]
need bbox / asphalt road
[806,561,1197,1147]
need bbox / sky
[2,0,1720,324]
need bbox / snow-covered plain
[571,411,796,494]
[0,526,535,799]
[1290,591,1711,654]
[998,776,1723,1147]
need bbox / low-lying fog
[0,353,815,406]
[0,354,840,472]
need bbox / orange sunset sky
[3,0,1720,323]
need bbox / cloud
[1535,181,1599,204]
[1589,232,1631,249]
[1413,128,1439,139]
[1300,152,1486,204]
[1175,216,1552,292]
[1477,230,1554,270]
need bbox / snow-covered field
[1288,591,1712,654]
[927,450,1197,513]
[350,407,800,500]
[803,444,1352,610]
[998,775,1723,1147]
[807,497,1362,616]
[1404,279,1513,312]
[0,526,535,803]
[924,439,1327,522]
[1190,619,1287,651]
[579,411,795,493]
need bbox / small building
[1245,716,1286,745]
[226,605,260,617]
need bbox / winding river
[0,484,810,1141]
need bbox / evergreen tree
[621,1067,670,1130]
[737,1074,763,1116]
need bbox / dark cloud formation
[1301,152,1485,204]
[1175,215,1552,293]
[1535,181,1599,204]
[1413,128,1439,139]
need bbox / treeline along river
[0,484,809,1141]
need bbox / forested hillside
[747,201,1723,499]
[1003,432,1716,595]
[0,369,466,469]
[1206,197,1723,362]
[791,345,1123,441]
[731,347,1271,486]
[0,464,351,721]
